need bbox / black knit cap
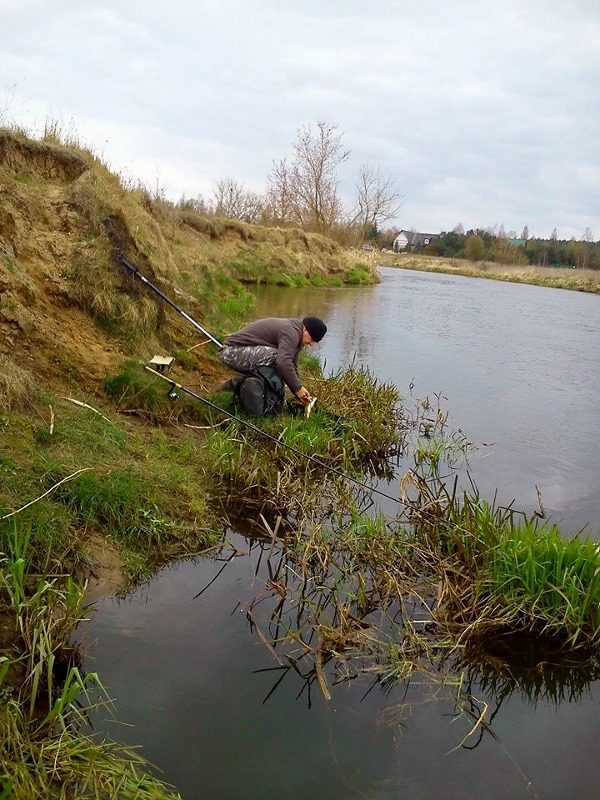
[303,316,327,342]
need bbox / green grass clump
[0,709,183,800]
[0,503,79,576]
[312,365,403,462]
[103,360,230,428]
[199,272,257,336]
[483,520,600,645]
[33,460,219,582]
[202,365,405,513]
[410,491,600,649]
[344,263,375,285]
[103,360,165,417]
[44,467,149,534]
[0,519,181,800]
[414,432,471,473]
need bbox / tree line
[428,226,600,270]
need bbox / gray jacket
[223,317,304,393]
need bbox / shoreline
[379,254,600,295]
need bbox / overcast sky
[2,0,599,240]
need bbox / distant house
[393,230,439,252]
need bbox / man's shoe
[219,376,243,392]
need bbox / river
[81,267,600,799]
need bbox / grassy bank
[0,122,386,796]
[379,253,600,294]
[0,359,408,797]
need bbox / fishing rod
[118,254,223,348]
[145,366,407,508]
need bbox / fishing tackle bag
[234,366,285,417]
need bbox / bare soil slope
[0,133,122,396]
[1,129,322,402]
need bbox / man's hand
[295,386,312,405]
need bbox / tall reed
[0,518,181,799]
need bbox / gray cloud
[2,0,598,240]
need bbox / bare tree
[576,227,595,269]
[267,121,349,233]
[212,178,264,223]
[350,164,403,241]
[293,121,349,232]
[265,157,295,224]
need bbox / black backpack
[234,366,285,417]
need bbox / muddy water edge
[81,267,600,800]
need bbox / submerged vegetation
[212,395,600,705]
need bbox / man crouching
[218,316,327,406]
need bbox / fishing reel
[167,382,179,401]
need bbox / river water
[82,268,600,799]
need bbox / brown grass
[0,355,36,411]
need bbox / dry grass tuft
[68,254,162,340]
[0,355,36,411]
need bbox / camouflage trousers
[217,344,278,374]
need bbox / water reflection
[252,269,600,534]
[181,507,600,734]
[464,637,600,711]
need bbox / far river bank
[377,252,600,294]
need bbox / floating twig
[315,646,331,700]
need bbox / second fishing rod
[118,254,223,348]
